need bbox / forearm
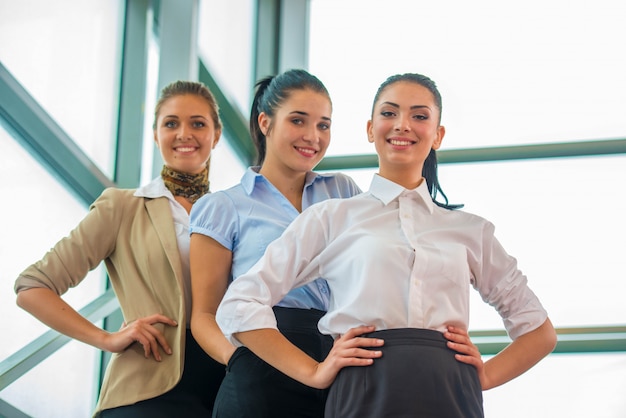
[190,312,236,365]
[16,287,109,349]
[483,318,557,390]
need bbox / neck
[259,165,307,212]
[378,165,424,189]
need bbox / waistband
[362,328,447,347]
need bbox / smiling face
[259,88,332,175]
[154,94,221,174]
[367,81,445,184]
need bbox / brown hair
[153,80,222,132]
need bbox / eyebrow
[163,114,209,119]
[289,110,331,121]
[380,101,431,111]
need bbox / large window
[198,0,255,115]
[0,0,124,177]
[0,126,104,417]
[309,1,626,416]
[309,0,626,155]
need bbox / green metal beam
[114,0,151,188]
[277,0,309,71]
[316,138,626,171]
[254,0,280,81]
[0,62,114,205]
[0,399,31,418]
[199,60,255,166]
[470,326,626,356]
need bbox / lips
[175,146,198,153]
[295,146,317,156]
[387,138,415,146]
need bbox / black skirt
[325,328,484,418]
[212,306,333,418]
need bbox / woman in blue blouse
[189,69,372,417]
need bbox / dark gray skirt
[325,328,484,418]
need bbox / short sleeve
[189,191,238,251]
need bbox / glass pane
[321,155,626,330]
[0,0,125,176]
[198,0,255,114]
[309,0,626,155]
[1,339,99,418]
[210,134,248,192]
[439,155,626,329]
[0,127,104,361]
[482,353,626,417]
[141,30,160,185]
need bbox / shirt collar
[369,174,434,214]
[241,166,331,195]
[134,176,175,201]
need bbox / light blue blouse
[190,167,362,310]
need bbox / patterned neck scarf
[161,165,209,204]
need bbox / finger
[146,325,173,355]
[135,328,161,361]
[147,334,161,361]
[447,340,477,355]
[338,325,376,340]
[325,354,377,370]
[454,353,482,368]
[136,334,154,360]
[143,314,178,327]
[330,347,383,362]
[346,347,383,359]
[446,325,468,334]
[337,357,377,367]
[337,336,385,349]
[443,331,469,344]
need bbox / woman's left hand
[444,325,487,389]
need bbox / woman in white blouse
[216,73,557,417]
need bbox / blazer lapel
[145,198,184,287]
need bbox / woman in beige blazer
[14,80,226,417]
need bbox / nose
[394,114,410,132]
[302,125,320,143]
[176,123,192,141]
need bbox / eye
[413,114,428,120]
[192,120,206,128]
[380,111,395,117]
[318,122,330,131]
[164,120,177,128]
[291,118,304,125]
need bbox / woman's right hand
[105,314,178,361]
[311,325,384,389]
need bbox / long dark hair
[372,73,463,210]
[250,69,331,165]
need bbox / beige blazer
[15,188,188,416]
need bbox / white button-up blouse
[217,174,548,343]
